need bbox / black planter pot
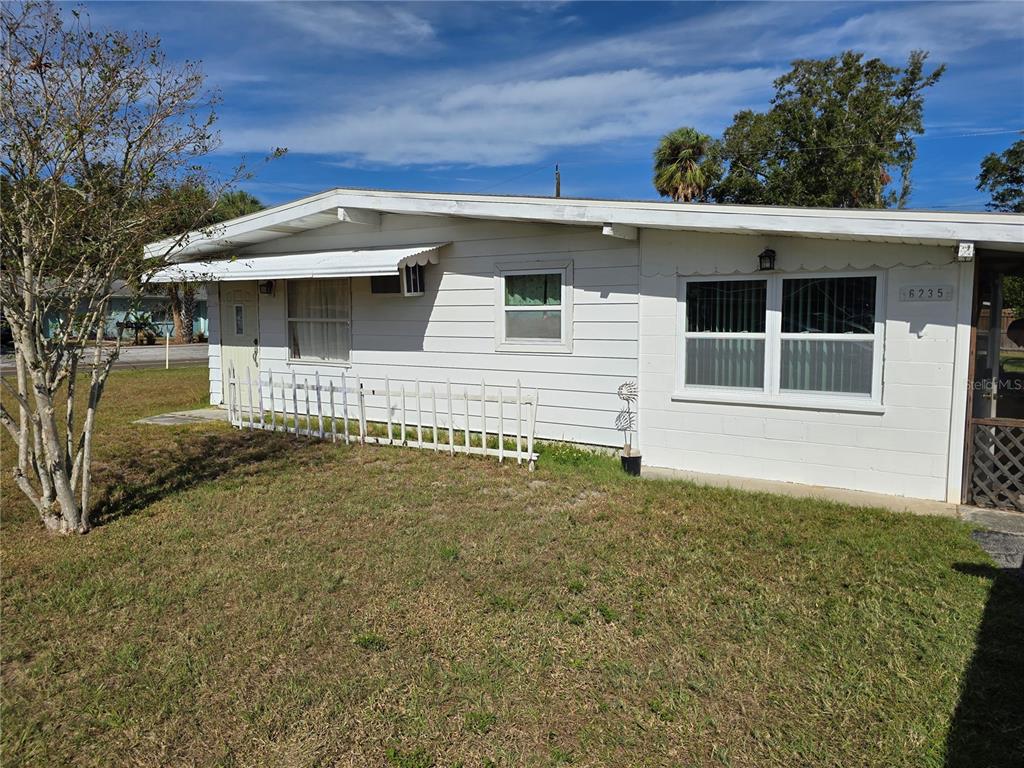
[620,454,642,476]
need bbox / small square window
[404,263,425,295]
[495,263,572,352]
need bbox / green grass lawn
[2,367,1021,767]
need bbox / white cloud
[221,66,777,166]
[786,2,1024,61]
[503,0,1022,84]
[254,2,436,54]
[213,1,1021,167]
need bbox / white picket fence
[225,365,540,468]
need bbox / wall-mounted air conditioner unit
[370,263,425,297]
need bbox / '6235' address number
[899,285,954,301]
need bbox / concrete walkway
[959,505,1024,535]
[134,407,227,426]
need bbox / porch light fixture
[757,248,776,272]
[258,280,275,295]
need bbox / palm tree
[162,187,265,343]
[210,190,264,222]
[652,127,715,202]
[173,190,265,342]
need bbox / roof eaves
[144,187,1024,260]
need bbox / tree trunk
[167,284,184,343]
[181,284,195,344]
[79,323,116,531]
[15,352,31,477]
[30,380,82,533]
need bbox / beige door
[220,282,260,406]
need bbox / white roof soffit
[149,244,446,283]
[145,188,1024,259]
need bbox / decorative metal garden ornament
[616,380,638,458]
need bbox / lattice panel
[970,423,1024,512]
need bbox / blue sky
[84,1,1023,209]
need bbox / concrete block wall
[638,230,968,501]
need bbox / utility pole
[554,164,561,198]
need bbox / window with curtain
[679,273,882,401]
[501,271,564,341]
[683,279,767,389]
[287,278,351,363]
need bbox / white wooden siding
[208,283,223,405]
[638,229,966,501]
[242,215,639,446]
[207,212,971,502]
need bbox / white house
[149,189,1024,510]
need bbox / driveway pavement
[0,343,208,374]
[972,530,1024,575]
[961,506,1024,579]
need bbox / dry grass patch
[2,367,1021,767]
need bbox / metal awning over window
[149,243,447,282]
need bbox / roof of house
[145,187,1024,261]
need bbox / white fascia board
[327,189,1024,248]
[144,188,1024,260]
[144,190,342,260]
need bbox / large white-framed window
[287,278,352,365]
[675,271,885,410]
[495,260,573,353]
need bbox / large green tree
[652,127,719,202]
[977,136,1024,213]
[704,51,944,208]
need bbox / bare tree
[0,2,276,533]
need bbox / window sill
[495,341,573,355]
[670,390,885,414]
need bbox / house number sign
[899,285,954,301]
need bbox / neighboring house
[149,189,1024,509]
[105,280,209,340]
[44,281,209,340]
